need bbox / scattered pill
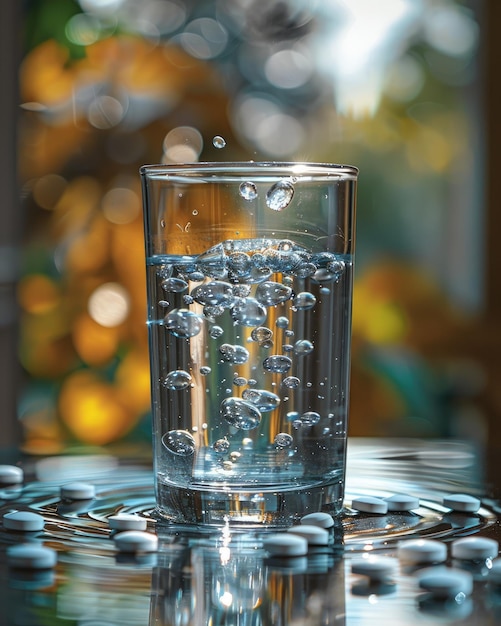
[108,514,148,532]
[397,539,447,565]
[3,511,45,532]
[351,555,398,582]
[488,559,501,585]
[60,482,96,500]
[443,494,481,513]
[113,530,158,553]
[384,494,420,512]
[0,465,23,485]
[451,536,499,561]
[300,512,335,529]
[263,533,308,557]
[351,496,388,514]
[417,566,473,599]
[287,525,329,546]
[7,544,57,570]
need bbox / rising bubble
[263,354,292,373]
[299,411,321,426]
[255,281,292,306]
[162,370,192,390]
[191,281,234,308]
[242,388,280,412]
[221,397,262,430]
[282,376,300,389]
[162,277,188,293]
[293,339,314,355]
[200,366,211,375]
[162,430,196,456]
[265,180,295,211]
[219,343,250,364]
[230,297,267,326]
[274,433,293,448]
[251,326,273,343]
[213,135,226,148]
[164,309,203,338]
[293,292,317,310]
[213,437,230,454]
[239,181,258,201]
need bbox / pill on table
[60,482,96,500]
[488,558,501,584]
[451,536,499,561]
[113,530,158,553]
[397,539,447,564]
[7,544,57,570]
[287,524,329,546]
[384,494,420,512]
[108,514,148,532]
[417,566,473,598]
[263,533,308,557]
[443,494,481,513]
[351,496,388,514]
[351,555,398,582]
[0,465,23,485]
[300,512,335,529]
[3,511,45,532]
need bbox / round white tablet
[3,511,45,532]
[60,482,96,500]
[443,494,481,513]
[287,524,329,546]
[263,533,308,557]
[351,496,388,514]
[488,558,501,584]
[384,494,420,512]
[0,465,23,485]
[7,544,57,570]
[108,514,148,532]
[417,566,473,598]
[397,539,447,565]
[451,536,499,561]
[113,530,158,553]
[300,512,335,529]
[351,555,398,582]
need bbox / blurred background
[2,0,500,479]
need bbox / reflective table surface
[1,438,501,625]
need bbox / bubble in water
[200,366,211,375]
[293,339,314,355]
[286,411,300,422]
[232,284,251,298]
[274,432,293,448]
[221,397,261,430]
[233,376,247,386]
[242,388,280,412]
[276,316,289,329]
[191,281,234,308]
[248,378,257,386]
[299,411,321,426]
[255,281,292,306]
[251,326,273,343]
[230,297,267,326]
[162,430,196,456]
[162,370,192,390]
[239,181,258,201]
[282,376,300,389]
[277,239,294,251]
[183,295,194,305]
[213,437,230,454]
[164,309,203,338]
[326,258,346,281]
[204,305,225,319]
[213,135,226,148]
[295,263,317,279]
[266,180,295,211]
[159,300,169,308]
[196,243,227,278]
[293,292,317,310]
[263,354,292,373]
[219,343,249,364]
[162,277,188,293]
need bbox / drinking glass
[141,162,358,526]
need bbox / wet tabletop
[1,438,501,625]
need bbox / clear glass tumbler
[140,162,358,526]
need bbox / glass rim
[140,161,358,179]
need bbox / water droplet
[293,292,317,310]
[251,326,273,343]
[255,281,292,306]
[164,309,203,338]
[213,437,230,454]
[162,370,192,390]
[221,397,262,430]
[191,281,234,308]
[219,343,249,364]
[200,366,211,375]
[162,430,196,456]
[239,181,258,201]
[265,180,295,211]
[274,433,293,448]
[242,388,280,412]
[299,411,321,426]
[263,355,292,373]
[230,297,267,327]
[293,339,314,355]
[209,325,224,339]
[276,316,289,329]
[161,277,188,293]
[213,135,226,149]
[282,376,300,389]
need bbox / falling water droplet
[213,135,226,149]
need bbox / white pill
[398,539,447,564]
[113,530,158,553]
[443,494,481,513]
[3,511,45,532]
[0,465,23,485]
[451,536,499,561]
[300,512,335,529]
[7,544,57,569]
[263,533,308,557]
[108,514,148,532]
[351,496,388,514]
[488,558,501,584]
[287,525,329,546]
[60,482,96,500]
[418,566,473,598]
[351,555,398,582]
[384,494,420,512]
